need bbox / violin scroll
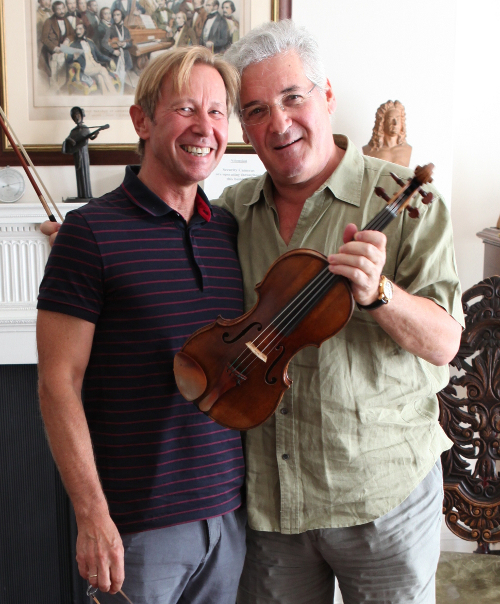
[414,163,434,185]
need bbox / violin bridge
[246,342,268,363]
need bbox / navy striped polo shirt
[37,166,245,534]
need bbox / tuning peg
[390,172,406,187]
[374,186,391,202]
[418,189,433,205]
[406,206,420,219]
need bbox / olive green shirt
[213,135,464,534]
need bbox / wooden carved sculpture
[438,276,500,553]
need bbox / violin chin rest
[174,352,207,401]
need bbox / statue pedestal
[63,197,92,204]
[476,227,500,278]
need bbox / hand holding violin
[328,225,387,307]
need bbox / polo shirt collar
[243,135,364,209]
[120,165,212,221]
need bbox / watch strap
[357,297,389,311]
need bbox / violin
[174,164,435,431]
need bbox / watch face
[382,278,393,300]
[0,167,25,203]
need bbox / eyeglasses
[87,584,135,604]
[239,84,317,126]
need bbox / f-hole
[223,322,262,344]
[265,345,285,385]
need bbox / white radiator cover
[0,203,82,364]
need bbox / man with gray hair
[215,19,464,604]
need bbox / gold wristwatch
[358,276,393,310]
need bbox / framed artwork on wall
[0,0,291,165]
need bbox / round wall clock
[0,166,25,203]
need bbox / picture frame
[0,0,291,166]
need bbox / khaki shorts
[238,461,443,604]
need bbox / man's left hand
[327,223,386,306]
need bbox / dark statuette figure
[62,106,109,200]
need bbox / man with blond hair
[37,46,246,604]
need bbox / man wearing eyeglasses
[213,20,464,604]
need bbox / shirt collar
[120,165,213,221]
[243,135,364,209]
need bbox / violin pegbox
[383,163,435,220]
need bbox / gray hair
[224,20,327,115]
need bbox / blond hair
[134,47,240,159]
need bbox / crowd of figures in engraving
[35,0,241,96]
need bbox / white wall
[451,1,500,290]
[22,165,125,204]
[294,0,457,201]
[293,0,498,291]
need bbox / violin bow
[0,105,64,223]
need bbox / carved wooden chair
[438,275,500,554]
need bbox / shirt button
[280,408,288,415]
[282,454,290,461]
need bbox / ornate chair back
[438,276,500,554]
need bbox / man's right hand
[76,512,125,594]
[40,220,60,247]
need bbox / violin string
[265,270,336,341]
[229,202,399,375]
[262,190,417,351]
[229,267,334,376]
[235,268,337,377]
[252,266,334,350]
[228,263,336,373]
[235,269,340,380]
[241,205,402,371]
[228,185,417,377]
[259,270,339,356]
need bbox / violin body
[174,249,354,430]
[108,37,121,49]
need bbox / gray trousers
[237,461,443,604]
[96,507,246,604]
